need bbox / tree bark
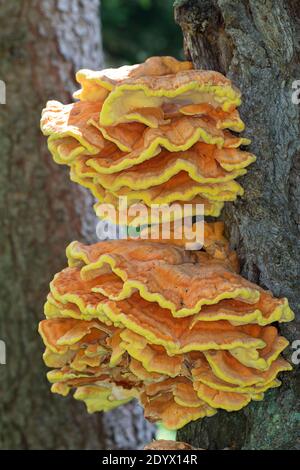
[175,0,300,450]
[104,400,155,450]
[0,0,104,450]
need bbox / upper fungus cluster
[41,57,255,223]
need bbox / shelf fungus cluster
[40,57,294,430]
[41,56,256,224]
[39,235,294,429]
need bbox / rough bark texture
[0,0,152,450]
[104,400,155,450]
[175,0,300,450]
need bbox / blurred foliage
[101,0,183,65]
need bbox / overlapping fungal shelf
[41,56,255,223]
[39,236,294,430]
[39,56,294,430]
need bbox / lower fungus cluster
[38,237,294,430]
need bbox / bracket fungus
[40,56,294,432]
[39,237,294,430]
[41,57,255,224]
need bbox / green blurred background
[101,0,183,65]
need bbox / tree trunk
[175,0,300,450]
[104,401,155,450]
[0,0,104,450]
